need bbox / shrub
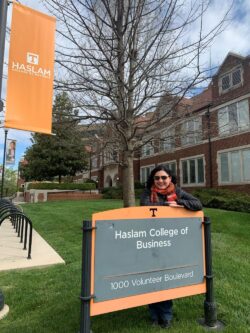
[84,178,98,185]
[191,188,250,213]
[102,187,123,199]
[134,181,145,189]
[102,185,145,200]
[27,182,96,191]
[135,188,144,199]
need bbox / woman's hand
[168,201,184,207]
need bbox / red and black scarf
[150,182,177,203]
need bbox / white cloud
[200,0,250,67]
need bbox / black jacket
[140,187,202,211]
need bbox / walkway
[0,219,65,272]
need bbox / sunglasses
[154,175,169,180]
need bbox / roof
[214,52,247,77]
[188,85,213,112]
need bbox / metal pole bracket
[80,295,96,302]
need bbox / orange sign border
[90,206,206,316]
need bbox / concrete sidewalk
[0,219,65,272]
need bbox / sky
[1,0,250,170]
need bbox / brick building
[82,53,250,194]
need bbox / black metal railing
[0,199,33,259]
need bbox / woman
[140,165,202,329]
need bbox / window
[140,165,155,184]
[91,157,97,169]
[219,67,242,94]
[218,99,249,136]
[219,148,250,184]
[141,142,154,157]
[160,128,175,151]
[222,75,230,90]
[162,161,177,176]
[181,117,202,146]
[181,157,205,186]
[104,149,118,164]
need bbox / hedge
[27,182,96,191]
[102,186,144,199]
[191,188,250,213]
[102,187,250,213]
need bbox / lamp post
[1,129,8,198]
[89,147,92,193]
[0,0,9,315]
[0,0,8,104]
[85,145,93,192]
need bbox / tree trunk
[122,150,135,207]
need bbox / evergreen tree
[21,93,87,182]
[0,166,17,196]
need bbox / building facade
[83,53,250,194]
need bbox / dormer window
[219,66,243,94]
[232,68,241,85]
[221,75,230,90]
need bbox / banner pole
[1,129,8,199]
[79,220,93,333]
[0,0,8,312]
[0,0,8,112]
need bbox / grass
[0,200,249,333]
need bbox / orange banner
[5,3,56,134]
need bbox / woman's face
[153,170,171,190]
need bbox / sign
[90,207,206,316]
[6,139,16,164]
[5,3,56,134]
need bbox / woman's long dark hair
[146,165,176,189]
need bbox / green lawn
[0,200,249,333]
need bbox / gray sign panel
[94,217,204,302]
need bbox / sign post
[79,220,94,333]
[199,216,224,330]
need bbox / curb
[0,304,9,320]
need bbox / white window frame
[91,156,98,169]
[161,160,177,176]
[218,99,249,136]
[160,128,175,151]
[140,165,155,184]
[218,146,250,185]
[181,117,202,147]
[141,142,154,157]
[180,155,205,187]
[219,66,243,94]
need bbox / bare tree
[44,0,231,206]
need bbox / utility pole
[0,0,9,315]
